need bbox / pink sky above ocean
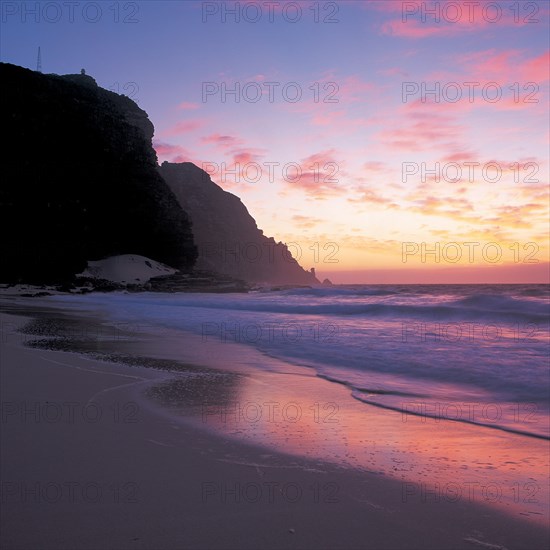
[2,0,548,282]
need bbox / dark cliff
[159,162,320,285]
[0,63,196,283]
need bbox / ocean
[50,284,550,440]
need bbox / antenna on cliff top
[36,47,42,73]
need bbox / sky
[1,0,549,283]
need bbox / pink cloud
[177,101,200,110]
[363,161,388,172]
[457,49,520,81]
[379,2,548,39]
[311,73,377,104]
[400,49,550,114]
[378,67,409,78]
[336,75,376,103]
[382,1,548,39]
[402,77,545,115]
[381,19,451,38]
[348,187,396,207]
[231,149,264,165]
[378,110,463,152]
[441,150,478,163]
[455,49,550,84]
[281,150,343,198]
[281,74,379,128]
[520,51,550,82]
[201,147,268,189]
[300,149,340,168]
[292,214,324,228]
[153,140,194,163]
[402,96,475,115]
[201,133,244,149]
[163,119,205,137]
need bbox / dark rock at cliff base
[159,162,320,286]
[0,63,196,284]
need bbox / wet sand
[0,305,548,549]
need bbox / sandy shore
[0,304,548,550]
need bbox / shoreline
[1,303,549,549]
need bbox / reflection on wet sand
[151,363,548,525]
[18,311,549,526]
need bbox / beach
[2,1,548,547]
[1,295,548,550]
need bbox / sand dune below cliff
[77,254,177,285]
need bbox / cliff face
[0,63,196,283]
[159,162,319,285]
